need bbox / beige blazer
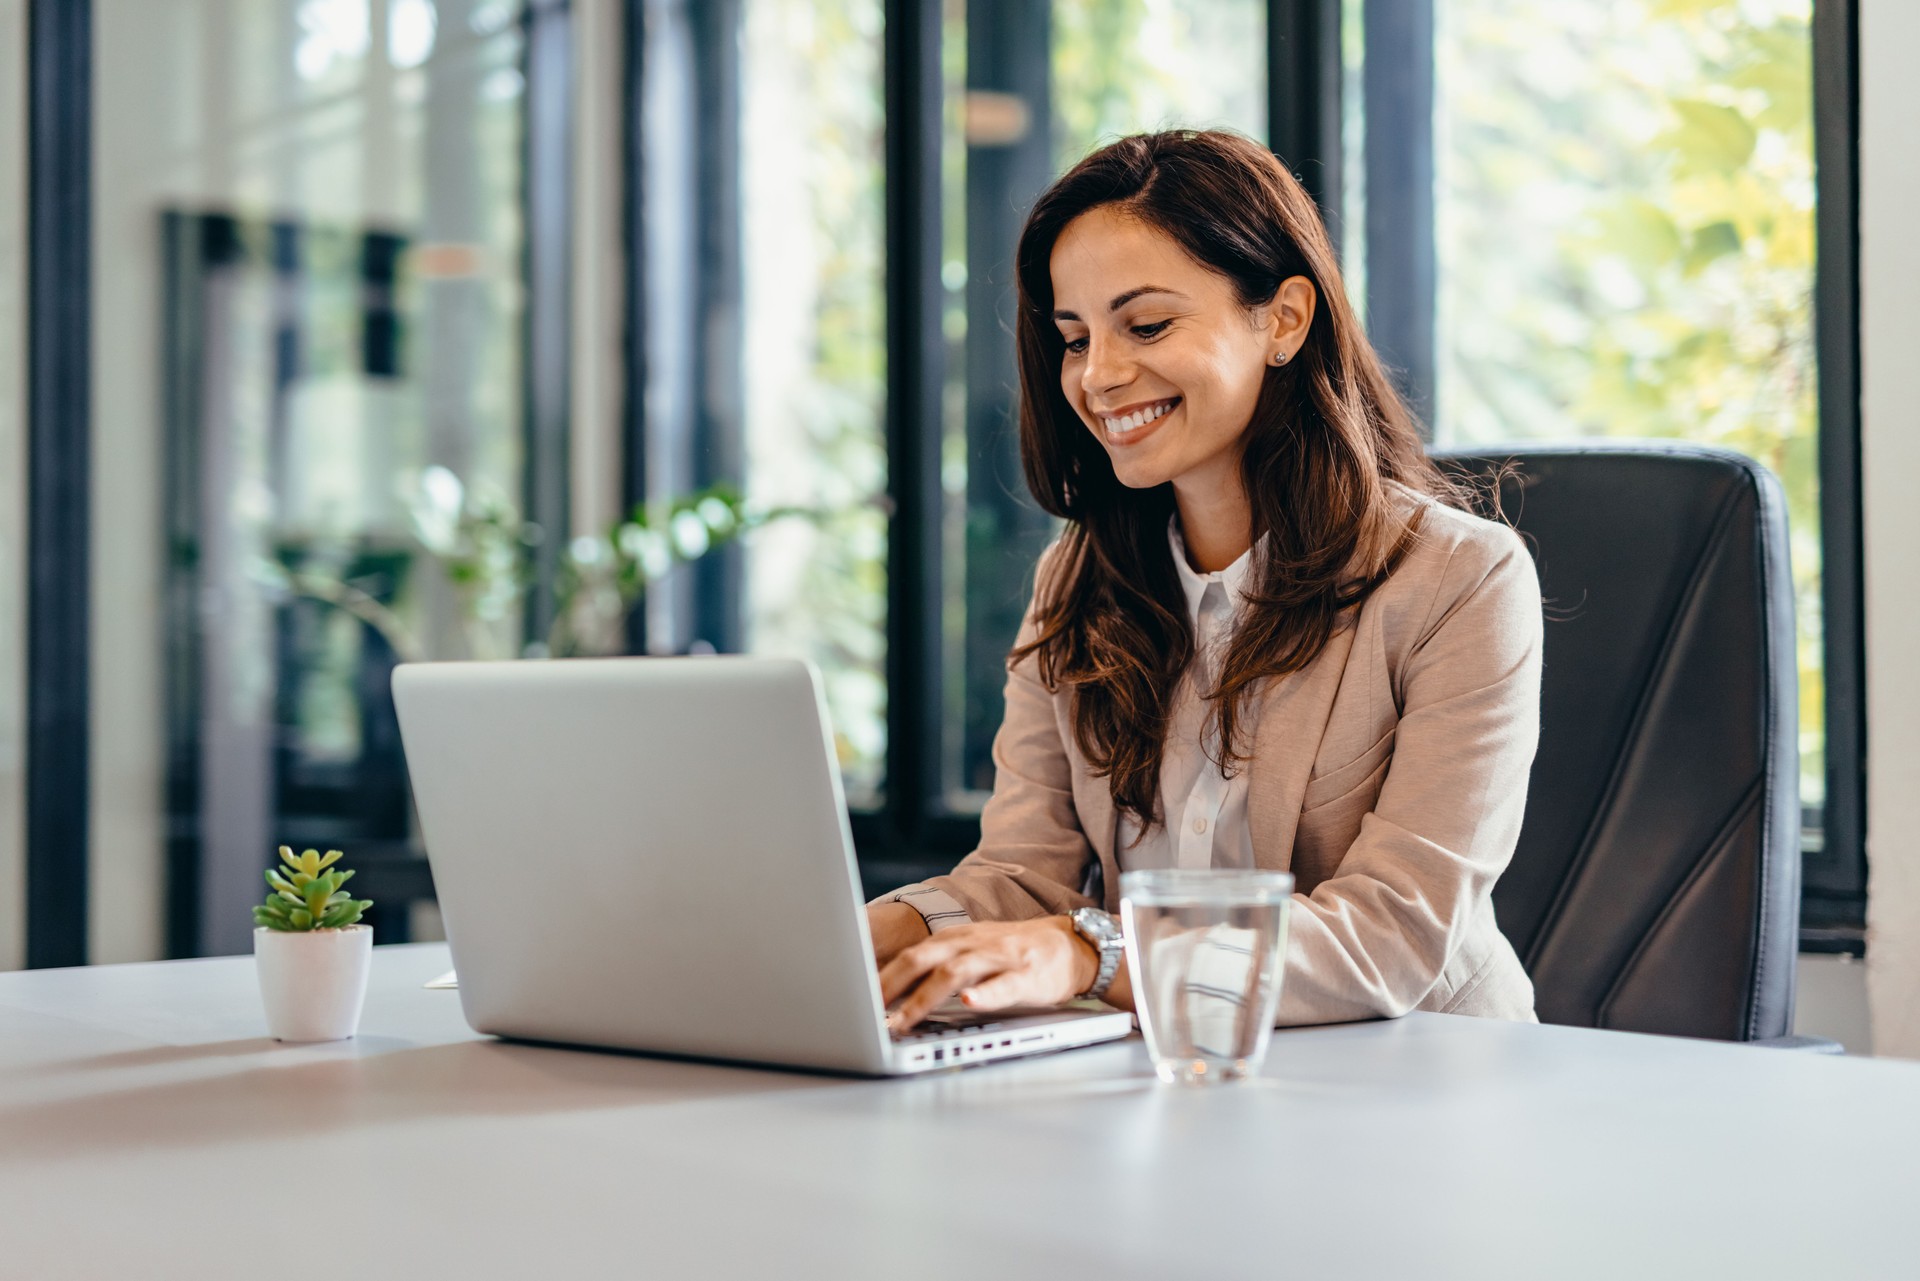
[908,481,1543,1027]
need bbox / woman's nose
[1081,334,1133,397]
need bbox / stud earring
[1272,350,1288,366]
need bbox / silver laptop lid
[392,656,894,1074]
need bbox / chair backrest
[1432,442,1801,1041]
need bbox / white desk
[2,944,1914,1280]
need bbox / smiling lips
[1097,396,1180,445]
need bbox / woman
[871,129,1542,1032]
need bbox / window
[1371,0,1860,929]
[633,0,890,804]
[740,0,890,805]
[1430,0,1822,810]
[94,0,531,957]
[1343,0,1861,933]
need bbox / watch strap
[1070,907,1125,1002]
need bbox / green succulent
[253,846,374,932]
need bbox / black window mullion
[26,0,92,968]
[883,0,945,858]
[1807,0,1866,939]
[522,0,576,654]
[1360,0,1436,428]
[622,0,649,655]
[1267,0,1345,243]
[689,0,745,654]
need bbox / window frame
[25,0,91,968]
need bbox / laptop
[390,655,1133,1075]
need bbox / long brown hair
[1010,128,1465,833]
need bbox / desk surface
[2,944,1915,1280]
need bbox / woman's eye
[1131,321,1171,339]
[1062,336,1089,354]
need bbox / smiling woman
[870,129,1547,1035]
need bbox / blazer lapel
[1246,625,1356,872]
[1053,621,1354,901]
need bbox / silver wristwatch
[1068,907,1125,1002]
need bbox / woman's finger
[886,951,1004,1031]
[889,951,998,1027]
[878,934,965,1007]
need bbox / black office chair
[1432,442,1821,1047]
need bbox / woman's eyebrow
[1052,285,1187,322]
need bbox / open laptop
[390,655,1133,1076]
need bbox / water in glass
[1120,870,1292,1086]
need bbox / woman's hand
[866,900,932,968]
[879,916,1099,1032]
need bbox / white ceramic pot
[255,925,374,1042]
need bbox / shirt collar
[1167,516,1255,625]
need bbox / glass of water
[1120,869,1294,1086]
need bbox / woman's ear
[1264,275,1318,358]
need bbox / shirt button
[1193,818,1208,834]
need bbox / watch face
[1075,907,1121,947]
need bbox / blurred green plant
[253,845,373,932]
[408,466,821,659]
[255,467,819,662]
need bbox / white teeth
[1102,400,1175,435]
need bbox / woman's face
[1050,206,1303,498]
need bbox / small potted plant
[253,845,376,1042]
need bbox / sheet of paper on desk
[425,971,458,990]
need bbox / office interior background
[0,0,1911,1056]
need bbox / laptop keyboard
[890,1007,1009,1043]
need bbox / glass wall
[1428,0,1823,805]
[0,0,25,970]
[938,0,1268,808]
[93,0,527,958]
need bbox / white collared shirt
[876,519,1258,931]
[1118,519,1257,872]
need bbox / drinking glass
[1119,869,1294,1085]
